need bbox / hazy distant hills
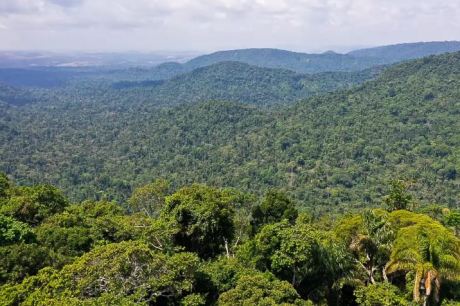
[181,48,377,73]
[1,41,459,89]
[0,61,381,107]
[154,41,460,75]
[112,61,381,106]
[348,41,460,63]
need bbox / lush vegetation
[111,61,379,106]
[1,52,458,212]
[0,174,459,305]
[1,42,460,305]
[0,83,37,106]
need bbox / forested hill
[1,51,459,210]
[348,40,460,63]
[112,61,380,106]
[150,41,460,76]
[182,49,377,73]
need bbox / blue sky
[0,0,459,52]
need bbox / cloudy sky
[0,0,459,53]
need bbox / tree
[0,215,35,246]
[270,224,323,287]
[0,241,201,305]
[197,257,258,304]
[127,179,170,218]
[337,210,394,285]
[35,200,177,258]
[162,184,235,259]
[444,211,460,237]
[0,243,53,284]
[250,190,298,234]
[0,173,10,198]
[238,221,352,303]
[354,282,408,306]
[386,210,460,304]
[0,185,68,225]
[218,272,310,306]
[384,180,412,212]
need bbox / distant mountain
[112,61,380,106]
[2,41,459,88]
[144,41,460,78]
[348,41,460,63]
[181,48,379,73]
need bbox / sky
[0,0,459,53]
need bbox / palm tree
[385,212,460,305]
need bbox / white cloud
[0,0,44,15]
[0,0,459,51]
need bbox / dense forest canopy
[110,61,381,106]
[1,42,460,305]
[0,51,459,212]
[0,174,459,305]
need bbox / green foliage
[354,282,408,306]
[1,50,460,304]
[0,241,201,305]
[218,272,309,306]
[197,257,273,305]
[337,210,394,285]
[113,61,377,107]
[0,185,68,225]
[181,294,206,306]
[2,52,459,211]
[0,243,54,284]
[34,200,176,258]
[0,175,458,304]
[183,43,460,74]
[386,210,460,303]
[0,215,35,246]
[251,190,298,234]
[128,178,170,217]
[445,211,460,236]
[0,83,37,106]
[269,224,324,287]
[198,257,252,295]
[162,184,235,259]
[0,173,10,198]
[384,180,413,212]
[238,221,353,302]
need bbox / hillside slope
[112,61,379,106]
[1,52,459,210]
